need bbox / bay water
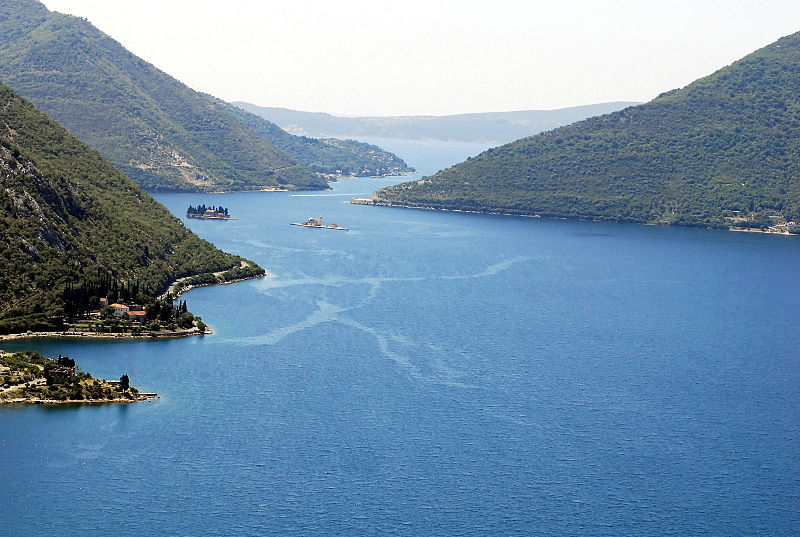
[1,138,798,536]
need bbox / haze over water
[1,138,798,536]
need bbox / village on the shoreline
[0,349,156,405]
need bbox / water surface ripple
[1,140,798,536]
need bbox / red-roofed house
[128,310,146,322]
[110,303,129,317]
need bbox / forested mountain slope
[0,84,261,332]
[0,0,407,190]
[373,33,800,229]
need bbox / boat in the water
[290,216,348,231]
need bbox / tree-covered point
[170,262,265,295]
[0,83,263,333]
[374,32,800,229]
[227,105,413,176]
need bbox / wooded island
[186,205,234,220]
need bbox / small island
[186,204,236,220]
[290,216,348,231]
[0,350,156,405]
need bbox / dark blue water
[1,140,799,536]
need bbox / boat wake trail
[245,300,346,345]
[229,257,529,389]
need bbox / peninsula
[0,350,156,405]
[368,32,800,232]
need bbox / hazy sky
[42,0,800,116]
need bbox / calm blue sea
[1,138,799,536]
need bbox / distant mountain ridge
[232,102,639,144]
[0,83,262,332]
[371,32,800,229]
[225,106,413,176]
[0,0,409,191]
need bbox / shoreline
[0,393,158,405]
[194,186,309,194]
[0,266,268,343]
[0,327,209,343]
[186,214,239,220]
[163,270,269,300]
[203,186,330,194]
[728,226,794,236]
[354,199,797,236]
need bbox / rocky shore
[1,393,158,405]
[0,326,209,343]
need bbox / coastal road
[0,377,45,394]
[160,260,252,300]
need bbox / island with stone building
[0,350,156,404]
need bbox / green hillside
[0,83,263,333]
[373,33,800,230]
[0,0,407,190]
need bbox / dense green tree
[178,312,195,329]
